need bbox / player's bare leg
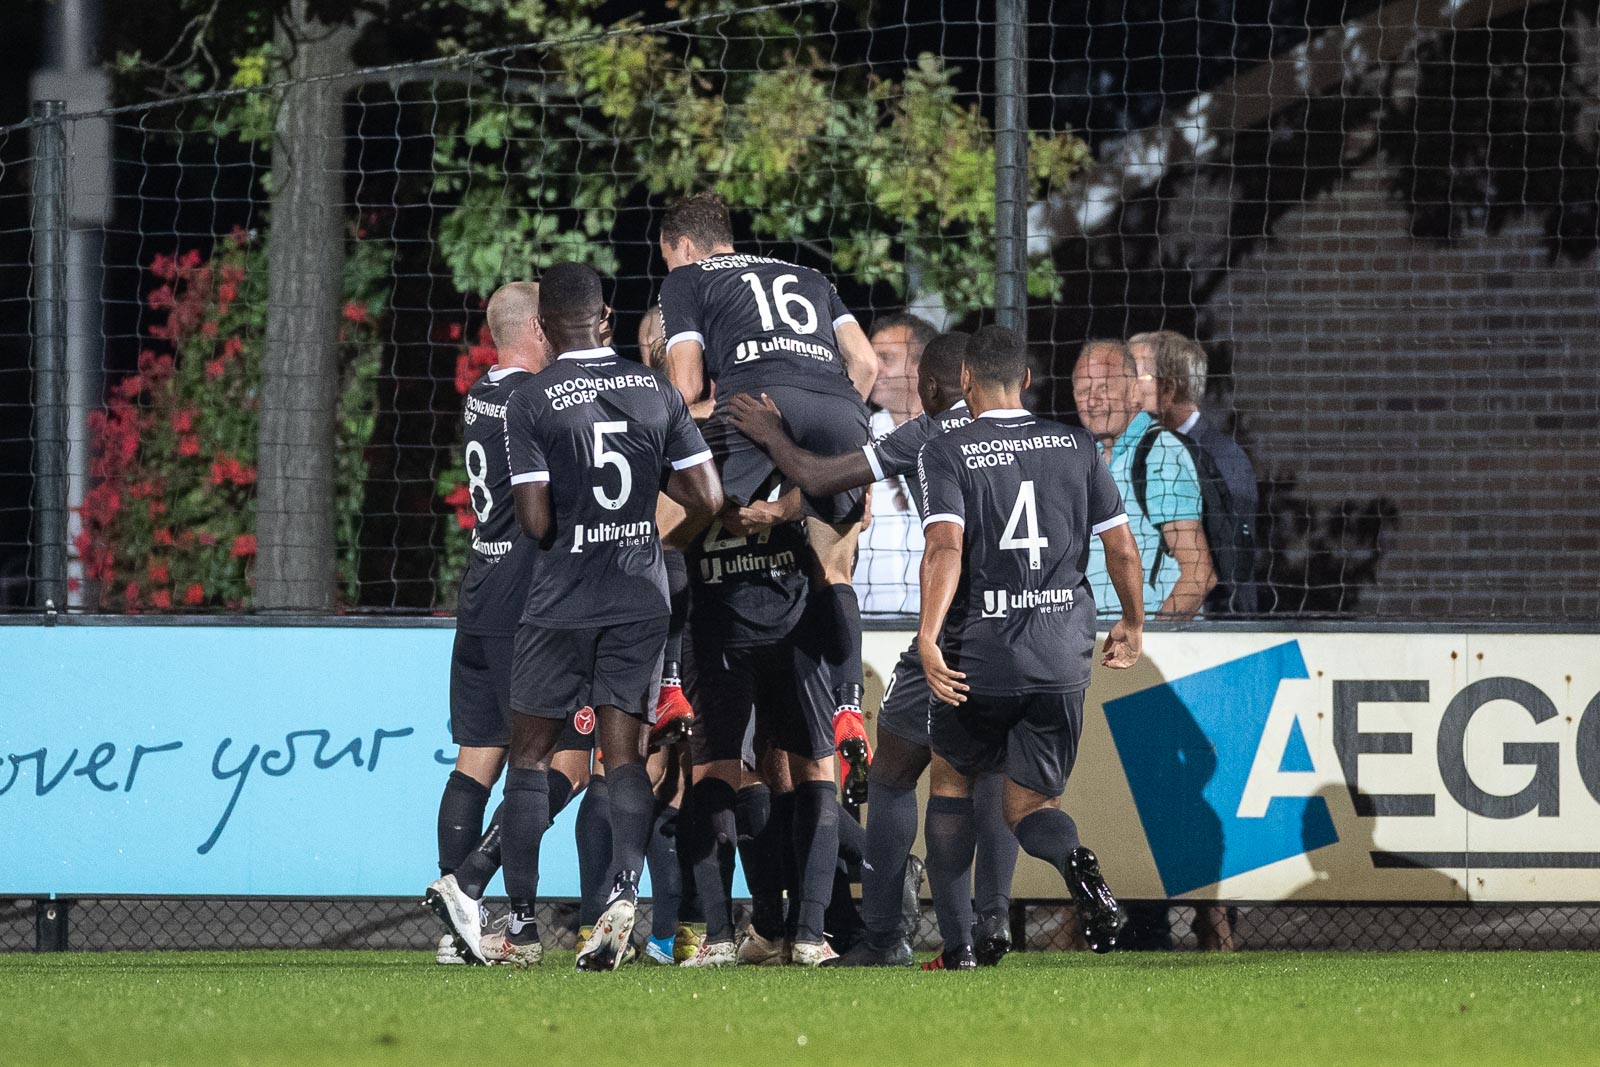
[577,706,653,972]
[806,515,872,803]
[1002,778,1124,954]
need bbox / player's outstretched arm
[664,459,724,527]
[917,520,969,705]
[1098,522,1145,669]
[514,481,553,541]
[835,320,879,401]
[724,392,875,498]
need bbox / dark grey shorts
[877,644,933,747]
[511,617,669,722]
[449,631,514,747]
[688,641,835,765]
[703,384,869,524]
[930,690,1085,799]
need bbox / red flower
[115,375,145,400]
[222,337,243,359]
[172,409,196,433]
[205,359,226,381]
[456,510,475,530]
[150,589,172,610]
[230,533,257,558]
[180,249,202,270]
[150,253,177,281]
[149,562,170,584]
[123,582,140,608]
[217,282,237,304]
[147,285,175,310]
[154,527,175,547]
[178,435,200,457]
[443,485,472,508]
[448,322,463,341]
[183,583,206,606]
[197,531,217,546]
[201,320,219,338]
[342,300,368,324]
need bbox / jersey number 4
[1000,479,1048,569]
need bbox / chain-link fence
[6,896,1598,954]
[3,0,1597,621]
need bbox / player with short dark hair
[494,261,722,971]
[657,193,880,799]
[424,281,600,966]
[728,332,1020,967]
[914,325,1146,969]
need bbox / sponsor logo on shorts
[573,706,596,735]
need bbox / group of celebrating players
[423,193,1147,971]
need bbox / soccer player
[495,262,721,971]
[676,475,844,967]
[914,325,1145,969]
[424,281,602,966]
[725,330,1022,966]
[657,193,880,797]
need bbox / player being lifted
[498,263,722,970]
[726,331,1020,967]
[914,326,1145,968]
[424,281,597,966]
[656,194,880,798]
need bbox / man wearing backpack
[1129,331,1259,615]
[1075,340,1216,619]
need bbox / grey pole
[994,0,1030,340]
[31,100,70,615]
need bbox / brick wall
[1182,158,1600,620]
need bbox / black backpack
[1131,426,1255,614]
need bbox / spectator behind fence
[854,313,939,614]
[1075,340,1216,619]
[1129,331,1260,615]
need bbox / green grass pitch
[2,950,1596,1066]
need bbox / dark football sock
[605,763,653,892]
[835,801,866,870]
[819,583,865,698]
[575,774,611,926]
[735,784,784,941]
[548,768,577,820]
[973,772,1021,915]
[436,770,492,876]
[687,778,739,942]
[647,805,682,939]
[500,767,549,910]
[1012,807,1082,885]
[454,801,502,901]
[772,788,799,940]
[860,780,919,936]
[825,866,865,946]
[663,549,688,679]
[924,795,976,952]
[791,781,841,945]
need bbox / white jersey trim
[666,331,704,354]
[922,512,965,530]
[862,444,886,482]
[557,346,617,361]
[670,449,714,471]
[976,408,1031,420]
[486,366,529,382]
[1091,513,1130,535]
[510,471,550,485]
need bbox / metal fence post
[31,99,70,616]
[994,0,1029,340]
[35,899,70,952]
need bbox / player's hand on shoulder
[725,392,784,446]
[1100,620,1143,670]
[918,635,969,705]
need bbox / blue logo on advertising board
[1103,641,1338,896]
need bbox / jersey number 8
[464,440,494,523]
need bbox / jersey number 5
[1000,479,1048,569]
[741,272,818,335]
[591,420,632,511]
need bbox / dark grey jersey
[864,401,973,509]
[684,504,810,649]
[505,347,711,628]
[658,252,859,400]
[917,409,1127,695]
[457,367,540,636]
